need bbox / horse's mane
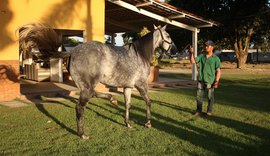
[132,31,154,64]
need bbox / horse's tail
[18,23,71,60]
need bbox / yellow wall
[0,0,105,60]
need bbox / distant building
[219,49,270,63]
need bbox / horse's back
[69,41,149,88]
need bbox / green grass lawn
[1,72,270,155]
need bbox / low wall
[0,60,20,101]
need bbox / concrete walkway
[20,80,78,99]
[20,68,196,97]
[20,70,196,96]
[0,69,197,107]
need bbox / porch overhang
[106,0,219,81]
[105,0,218,34]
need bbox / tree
[167,0,270,68]
[122,32,139,45]
[252,10,270,51]
[63,37,81,46]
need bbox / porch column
[192,28,199,81]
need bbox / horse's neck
[132,32,156,63]
[138,32,156,53]
[153,30,161,50]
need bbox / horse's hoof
[145,123,152,128]
[80,134,90,140]
[110,100,118,107]
[126,123,132,128]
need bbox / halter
[157,28,172,52]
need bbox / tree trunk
[234,44,249,69]
[237,52,248,68]
[233,27,253,69]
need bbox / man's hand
[213,81,219,88]
[189,46,194,54]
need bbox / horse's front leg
[136,84,152,128]
[124,87,132,128]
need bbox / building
[219,49,270,63]
[0,0,217,101]
[1,0,104,101]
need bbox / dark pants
[196,82,215,113]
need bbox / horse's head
[154,25,177,55]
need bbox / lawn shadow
[21,80,80,137]
[24,86,270,155]
[33,98,77,136]
[160,73,270,113]
[208,115,270,143]
[21,96,76,136]
[159,73,191,80]
[86,102,126,127]
[216,82,270,112]
[88,93,269,155]
[132,94,194,114]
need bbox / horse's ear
[161,24,167,30]
[153,25,158,30]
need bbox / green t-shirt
[195,54,221,84]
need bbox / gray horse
[19,24,174,139]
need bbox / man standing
[189,40,221,116]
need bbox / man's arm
[213,68,221,88]
[215,68,221,82]
[189,47,196,64]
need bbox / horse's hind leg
[124,87,132,128]
[94,92,118,107]
[76,87,94,139]
[136,84,152,128]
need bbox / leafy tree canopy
[167,0,270,67]
[168,0,270,48]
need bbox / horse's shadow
[32,96,77,136]
[85,94,269,155]
[36,105,76,135]
[32,93,270,155]
[132,93,194,114]
[87,98,249,155]
[32,94,125,136]
[86,102,126,127]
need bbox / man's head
[204,40,215,53]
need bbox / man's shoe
[206,112,213,116]
[194,112,201,116]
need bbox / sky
[70,34,124,46]
[114,33,125,46]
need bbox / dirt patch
[161,60,270,74]
[221,61,270,69]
